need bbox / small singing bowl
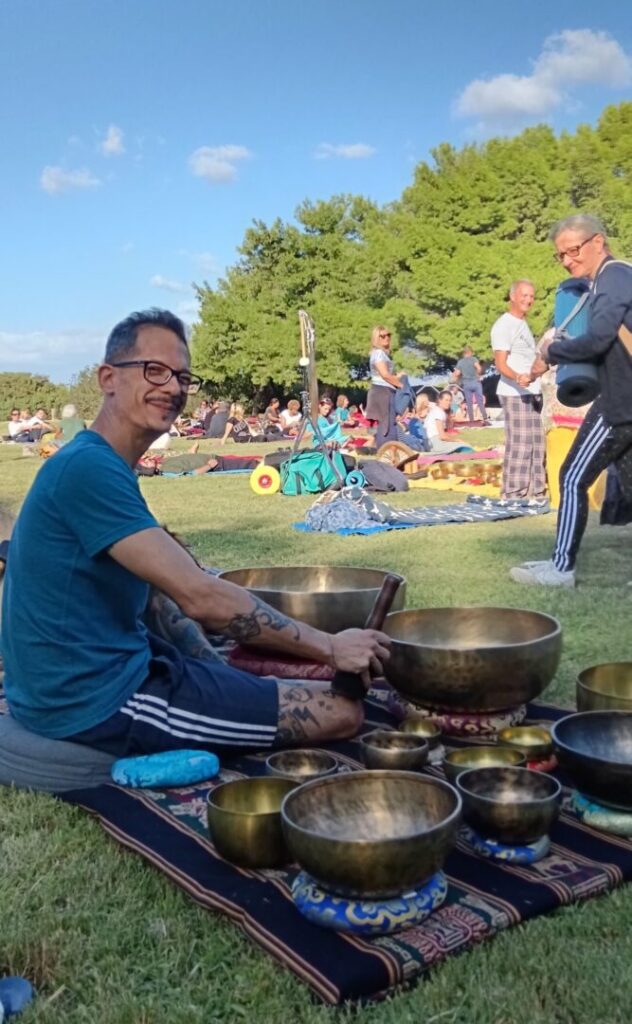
[266,749,338,783]
[577,663,632,713]
[207,777,297,869]
[359,730,429,771]
[443,745,526,785]
[456,767,561,844]
[497,725,553,761]
[400,717,442,749]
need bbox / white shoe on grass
[510,560,575,588]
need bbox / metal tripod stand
[289,310,346,487]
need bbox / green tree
[65,364,102,419]
[0,373,68,421]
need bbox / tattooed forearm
[222,595,301,643]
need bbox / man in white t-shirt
[491,280,546,503]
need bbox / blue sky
[1,0,631,381]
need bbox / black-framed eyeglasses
[110,360,203,394]
[553,234,597,263]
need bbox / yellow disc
[250,464,281,495]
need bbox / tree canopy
[191,102,632,400]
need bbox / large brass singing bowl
[359,730,429,771]
[443,745,525,786]
[456,767,561,844]
[576,663,632,713]
[384,607,562,712]
[552,711,632,811]
[217,566,406,633]
[281,771,461,899]
[207,777,297,869]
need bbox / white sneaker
[510,560,575,587]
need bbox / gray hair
[509,279,535,298]
[104,308,188,363]
[548,214,608,242]
[61,403,77,418]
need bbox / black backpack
[358,460,409,492]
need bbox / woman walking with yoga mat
[364,326,403,449]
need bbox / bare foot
[188,441,200,454]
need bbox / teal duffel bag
[280,450,348,495]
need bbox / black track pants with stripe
[553,400,632,572]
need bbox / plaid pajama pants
[500,395,546,499]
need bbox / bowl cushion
[291,870,448,935]
[460,825,551,864]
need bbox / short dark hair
[104,308,188,364]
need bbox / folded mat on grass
[415,448,501,465]
[295,487,550,535]
[37,691,630,1006]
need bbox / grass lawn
[1,434,632,1023]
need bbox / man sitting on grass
[2,309,390,757]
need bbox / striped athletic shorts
[68,633,280,757]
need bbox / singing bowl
[551,711,632,811]
[576,663,632,713]
[281,771,461,898]
[497,726,553,760]
[217,566,406,633]
[384,607,562,712]
[399,717,442,748]
[456,767,561,844]
[359,730,429,771]
[443,745,526,785]
[207,777,297,868]
[266,749,338,783]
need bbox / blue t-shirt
[2,430,159,738]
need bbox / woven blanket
[43,694,632,1005]
[295,490,550,536]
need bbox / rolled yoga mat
[554,278,600,407]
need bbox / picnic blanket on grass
[295,488,550,536]
[21,691,628,1006]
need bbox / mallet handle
[330,574,401,700]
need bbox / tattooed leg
[274,681,363,747]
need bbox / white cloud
[150,274,189,294]
[175,299,200,322]
[314,142,376,160]
[178,249,220,275]
[455,29,632,128]
[99,123,125,156]
[40,165,101,195]
[189,144,252,183]
[0,328,105,380]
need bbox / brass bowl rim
[207,777,295,818]
[455,766,562,804]
[497,725,553,750]
[552,711,632,770]
[359,729,430,752]
[577,663,632,690]
[281,770,462,847]
[444,745,526,766]
[217,565,406,596]
[265,749,339,778]
[400,718,441,736]
[385,606,561,651]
